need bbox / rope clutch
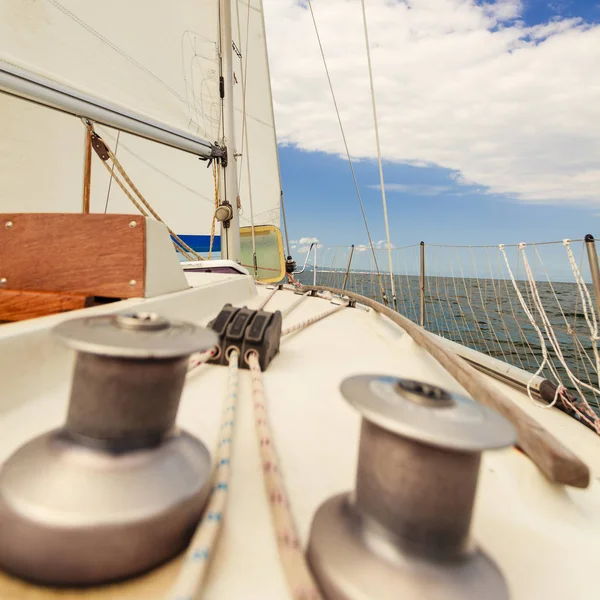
[207,304,282,370]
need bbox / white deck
[0,273,598,599]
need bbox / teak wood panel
[0,214,146,298]
[0,290,88,321]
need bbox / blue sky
[279,146,597,249]
[263,0,600,267]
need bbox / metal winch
[0,312,217,586]
[307,375,516,600]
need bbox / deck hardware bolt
[5,221,12,229]
[129,279,136,287]
[307,375,516,600]
[0,277,6,285]
[0,312,218,586]
[129,220,137,228]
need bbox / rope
[281,291,310,318]
[359,0,397,312]
[286,272,303,288]
[501,244,600,433]
[82,126,92,213]
[306,0,389,307]
[95,155,193,261]
[282,301,348,337]
[499,244,564,408]
[301,284,590,488]
[166,293,359,597]
[97,126,214,205]
[104,142,201,260]
[103,130,121,214]
[85,122,203,261]
[165,349,240,600]
[188,348,218,375]
[258,286,279,311]
[280,191,292,259]
[247,351,323,600]
[564,240,600,376]
[208,162,220,260]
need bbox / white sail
[0,0,221,141]
[0,0,281,251]
[232,0,281,229]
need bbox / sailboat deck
[0,274,598,599]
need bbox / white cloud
[298,236,319,245]
[374,239,393,249]
[263,0,600,204]
[294,236,320,254]
[352,240,394,251]
[373,183,454,195]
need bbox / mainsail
[0,0,280,252]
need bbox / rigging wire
[306,0,389,307]
[103,130,120,214]
[280,191,292,259]
[359,0,398,312]
[235,0,258,275]
[96,126,215,204]
[85,122,201,260]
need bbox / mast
[219,0,241,261]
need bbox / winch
[0,312,216,586]
[307,375,516,600]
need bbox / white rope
[499,244,563,408]
[281,292,310,318]
[258,286,279,311]
[359,0,397,312]
[246,351,323,599]
[165,349,240,600]
[282,302,348,337]
[519,245,600,433]
[501,243,600,432]
[563,239,600,382]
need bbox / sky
[260,0,600,264]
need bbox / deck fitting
[307,374,516,600]
[0,312,217,586]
